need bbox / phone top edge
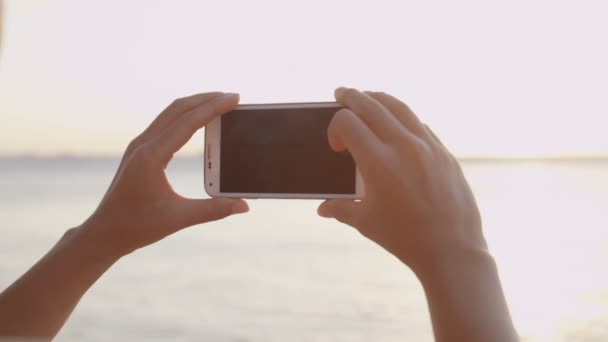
[234,102,341,110]
[210,193,363,200]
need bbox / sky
[0,0,606,157]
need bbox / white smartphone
[204,102,365,199]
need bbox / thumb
[317,200,362,227]
[176,198,249,227]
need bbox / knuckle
[362,95,383,112]
[205,204,232,222]
[395,127,426,153]
[412,138,432,156]
[415,135,433,151]
[132,144,157,165]
[398,98,413,113]
[170,97,188,111]
[173,97,186,106]
[126,136,144,153]
[62,227,80,240]
[374,91,389,100]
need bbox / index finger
[149,93,240,160]
[335,87,404,142]
[141,92,225,141]
[364,91,430,142]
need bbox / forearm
[0,225,119,339]
[414,248,518,342]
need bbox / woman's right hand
[318,87,487,275]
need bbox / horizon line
[1,153,608,161]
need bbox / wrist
[414,247,497,292]
[409,239,494,286]
[408,240,518,341]
[63,221,124,266]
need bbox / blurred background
[0,1,607,341]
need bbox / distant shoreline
[1,155,607,163]
[457,156,608,163]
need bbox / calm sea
[0,157,607,341]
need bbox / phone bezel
[204,102,365,199]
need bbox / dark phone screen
[219,105,356,194]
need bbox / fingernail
[231,200,249,214]
[224,92,240,99]
[317,205,332,218]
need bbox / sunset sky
[0,0,606,157]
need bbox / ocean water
[0,157,607,341]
